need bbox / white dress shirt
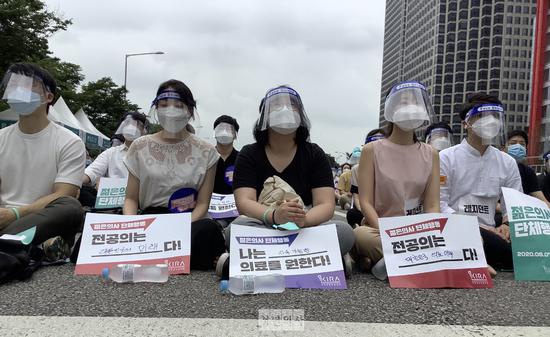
[84,145,129,185]
[439,139,523,227]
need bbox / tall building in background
[379,0,536,144]
[529,0,549,156]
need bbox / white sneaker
[371,257,387,281]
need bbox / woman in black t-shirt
[216,85,355,278]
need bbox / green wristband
[10,207,20,220]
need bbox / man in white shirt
[440,93,522,271]
[0,63,86,260]
[83,112,148,187]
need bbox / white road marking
[0,316,547,337]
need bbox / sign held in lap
[230,224,346,289]
[208,193,239,219]
[95,178,128,209]
[502,187,550,281]
[75,213,191,275]
[380,213,492,288]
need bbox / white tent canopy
[52,96,85,131]
[75,108,110,141]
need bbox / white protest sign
[230,224,345,289]
[380,213,492,288]
[208,193,239,219]
[95,178,128,209]
[75,213,191,275]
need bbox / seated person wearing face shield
[439,93,522,272]
[0,63,85,261]
[123,80,226,270]
[212,115,240,227]
[539,152,550,201]
[336,163,353,210]
[505,130,550,208]
[354,81,441,280]
[217,85,356,278]
[81,112,149,206]
[346,129,386,228]
[424,122,453,152]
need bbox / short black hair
[507,130,528,145]
[424,121,452,140]
[214,115,240,132]
[460,93,502,120]
[155,79,196,118]
[6,62,57,112]
[341,163,351,170]
[120,111,149,131]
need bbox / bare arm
[18,182,79,218]
[423,148,441,213]
[234,187,275,222]
[358,143,380,228]
[123,172,140,215]
[191,165,216,222]
[301,187,334,227]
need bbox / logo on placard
[317,274,342,287]
[168,259,186,272]
[468,270,489,285]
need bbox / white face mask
[392,104,428,131]
[269,108,300,134]
[471,115,501,139]
[7,91,44,116]
[215,134,234,145]
[121,124,142,141]
[214,127,235,145]
[430,137,451,151]
[157,106,190,134]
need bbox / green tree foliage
[0,0,71,76]
[77,77,139,137]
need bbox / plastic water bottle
[222,274,285,295]
[371,257,388,281]
[102,264,169,283]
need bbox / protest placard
[502,187,550,281]
[380,213,492,288]
[95,178,127,209]
[208,193,239,219]
[75,213,191,275]
[230,224,345,289]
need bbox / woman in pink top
[354,81,440,279]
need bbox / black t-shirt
[213,148,239,195]
[518,162,540,195]
[539,172,550,201]
[233,142,334,206]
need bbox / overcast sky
[44,0,385,162]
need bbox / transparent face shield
[464,104,506,146]
[258,86,311,133]
[384,81,434,131]
[214,122,236,144]
[115,115,147,142]
[426,128,452,151]
[149,90,193,138]
[1,72,51,115]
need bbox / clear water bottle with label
[220,274,285,295]
[102,264,169,283]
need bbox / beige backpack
[258,176,304,207]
